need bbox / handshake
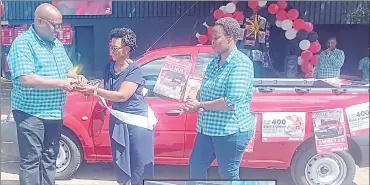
[60,75,95,94]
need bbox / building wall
[3,1,370,78]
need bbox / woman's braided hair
[109,27,137,52]
[214,17,241,43]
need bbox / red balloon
[198,35,208,45]
[268,4,279,14]
[248,1,258,9]
[309,41,321,53]
[287,9,299,20]
[224,13,233,18]
[305,72,313,78]
[301,50,313,61]
[301,62,313,73]
[214,9,224,20]
[276,10,287,21]
[305,22,314,32]
[277,1,287,10]
[293,19,305,30]
[233,10,245,22]
[309,55,320,66]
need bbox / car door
[140,51,196,159]
[184,47,216,158]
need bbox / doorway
[75,26,94,78]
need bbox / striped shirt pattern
[7,25,73,120]
[358,57,369,80]
[197,46,255,136]
[313,48,345,78]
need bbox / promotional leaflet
[153,56,192,100]
[345,102,370,136]
[183,76,203,101]
[261,112,306,142]
[312,109,348,154]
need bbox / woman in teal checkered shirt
[182,17,255,179]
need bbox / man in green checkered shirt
[358,48,369,81]
[313,37,345,78]
[7,4,87,185]
[182,17,255,180]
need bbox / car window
[140,54,192,97]
[195,53,216,77]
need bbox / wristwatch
[199,102,205,111]
[93,86,99,96]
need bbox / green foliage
[345,5,370,24]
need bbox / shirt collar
[213,46,238,67]
[29,24,56,47]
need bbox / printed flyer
[261,112,306,142]
[345,102,370,136]
[312,109,348,154]
[245,113,258,153]
[153,56,192,100]
[183,76,203,101]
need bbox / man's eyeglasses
[41,18,62,30]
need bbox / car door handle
[166,109,181,116]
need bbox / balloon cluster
[196,1,321,77]
[267,1,320,77]
[195,0,268,45]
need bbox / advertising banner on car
[245,113,258,153]
[261,112,306,142]
[312,109,348,154]
[345,102,370,136]
[153,56,192,100]
[52,0,112,15]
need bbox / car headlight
[6,112,14,122]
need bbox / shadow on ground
[1,162,296,184]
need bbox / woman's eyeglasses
[109,46,123,52]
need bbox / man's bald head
[33,3,63,41]
[34,3,62,23]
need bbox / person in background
[358,47,369,81]
[181,17,255,179]
[78,28,154,185]
[7,3,87,185]
[313,37,345,78]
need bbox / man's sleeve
[358,58,364,70]
[331,50,345,68]
[225,60,254,106]
[7,40,35,80]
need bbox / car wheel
[291,145,356,185]
[55,132,83,180]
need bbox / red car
[2,46,369,185]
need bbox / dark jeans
[189,131,253,179]
[12,110,63,185]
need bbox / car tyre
[291,144,356,185]
[55,132,83,180]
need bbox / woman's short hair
[214,17,241,42]
[109,28,137,52]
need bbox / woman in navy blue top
[80,28,154,185]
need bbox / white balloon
[225,3,236,13]
[298,56,303,65]
[281,19,293,30]
[219,5,227,13]
[299,40,311,50]
[285,28,298,40]
[258,1,268,7]
[275,20,282,28]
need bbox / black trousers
[12,110,63,185]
